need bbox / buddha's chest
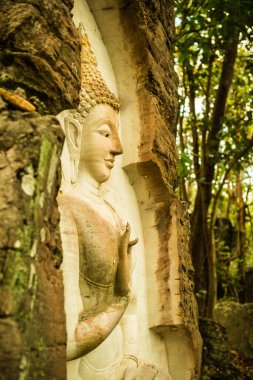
[73,203,121,286]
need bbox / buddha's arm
[117,238,139,379]
[58,198,84,360]
[120,227,138,361]
[67,295,130,360]
[120,298,138,363]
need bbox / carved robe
[58,191,126,379]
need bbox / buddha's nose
[111,134,123,156]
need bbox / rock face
[199,318,240,379]
[0,1,80,379]
[118,0,179,188]
[0,111,65,379]
[214,302,253,360]
[0,0,80,114]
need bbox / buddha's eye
[97,124,112,138]
[98,130,111,138]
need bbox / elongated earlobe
[64,118,82,184]
[70,159,78,184]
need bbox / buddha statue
[58,27,139,380]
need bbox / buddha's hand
[115,355,138,380]
[116,359,173,380]
[116,223,138,297]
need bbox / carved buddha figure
[58,28,138,380]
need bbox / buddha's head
[64,26,122,185]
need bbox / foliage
[175,0,253,316]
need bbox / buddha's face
[79,104,123,184]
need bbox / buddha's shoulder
[58,191,79,203]
[58,191,98,215]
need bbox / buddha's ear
[64,117,82,157]
[64,118,82,184]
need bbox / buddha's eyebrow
[92,117,115,128]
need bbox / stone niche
[58,0,202,379]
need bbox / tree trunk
[236,171,246,303]
[191,188,208,292]
[190,28,239,317]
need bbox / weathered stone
[0,0,80,114]
[0,319,22,380]
[214,302,253,360]
[118,0,178,190]
[0,1,77,379]
[199,317,240,380]
[0,95,7,110]
[0,111,65,379]
[0,288,16,316]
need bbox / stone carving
[58,28,140,379]
[58,26,173,380]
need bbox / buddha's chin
[94,168,112,184]
[83,162,112,185]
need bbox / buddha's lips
[104,158,114,168]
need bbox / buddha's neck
[74,176,118,228]
[74,176,104,202]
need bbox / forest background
[175,0,253,318]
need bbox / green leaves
[176,0,253,306]
[178,152,192,178]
